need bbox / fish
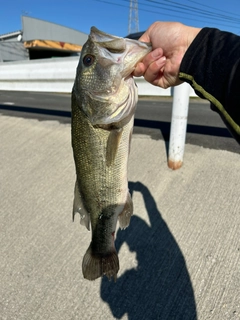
[71,26,151,281]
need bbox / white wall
[0,57,197,96]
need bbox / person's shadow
[101,181,197,320]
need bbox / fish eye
[83,54,95,67]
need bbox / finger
[133,49,164,77]
[132,62,146,77]
[138,33,150,43]
[143,56,166,84]
[141,48,164,66]
[133,48,165,77]
[132,48,164,77]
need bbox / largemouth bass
[71,27,151,281]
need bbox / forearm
[179,27,240,143]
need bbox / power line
[94,0,240,31]
[186,0,240,18]
[148,0,240,24]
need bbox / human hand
[133,22,201,88]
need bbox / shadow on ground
[100,182,197,320]
[133,118,232,140]
[0,104,232,138]
[1,103,237,153]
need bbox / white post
[168,83,190,170]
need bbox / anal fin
[118,192,133,229]
[72,181,90,231]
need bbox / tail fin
[82,244,119,281]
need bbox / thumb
[138,32,150,43]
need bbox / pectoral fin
[106,128,123,167]
[72,181,90,231]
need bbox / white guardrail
[0,57,195,169]
[0,57,78,93]
[0,56,197,97]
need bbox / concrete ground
[1,114,239,320]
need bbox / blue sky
[1,0,240,37]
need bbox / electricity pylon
[128,0,139,34]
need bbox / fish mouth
[86,27,151,99]
[90,26,125,46]
[90,26,151,76]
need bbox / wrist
[186,27,202,51]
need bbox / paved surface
[0,90,239,153]
[1,113,239,320]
